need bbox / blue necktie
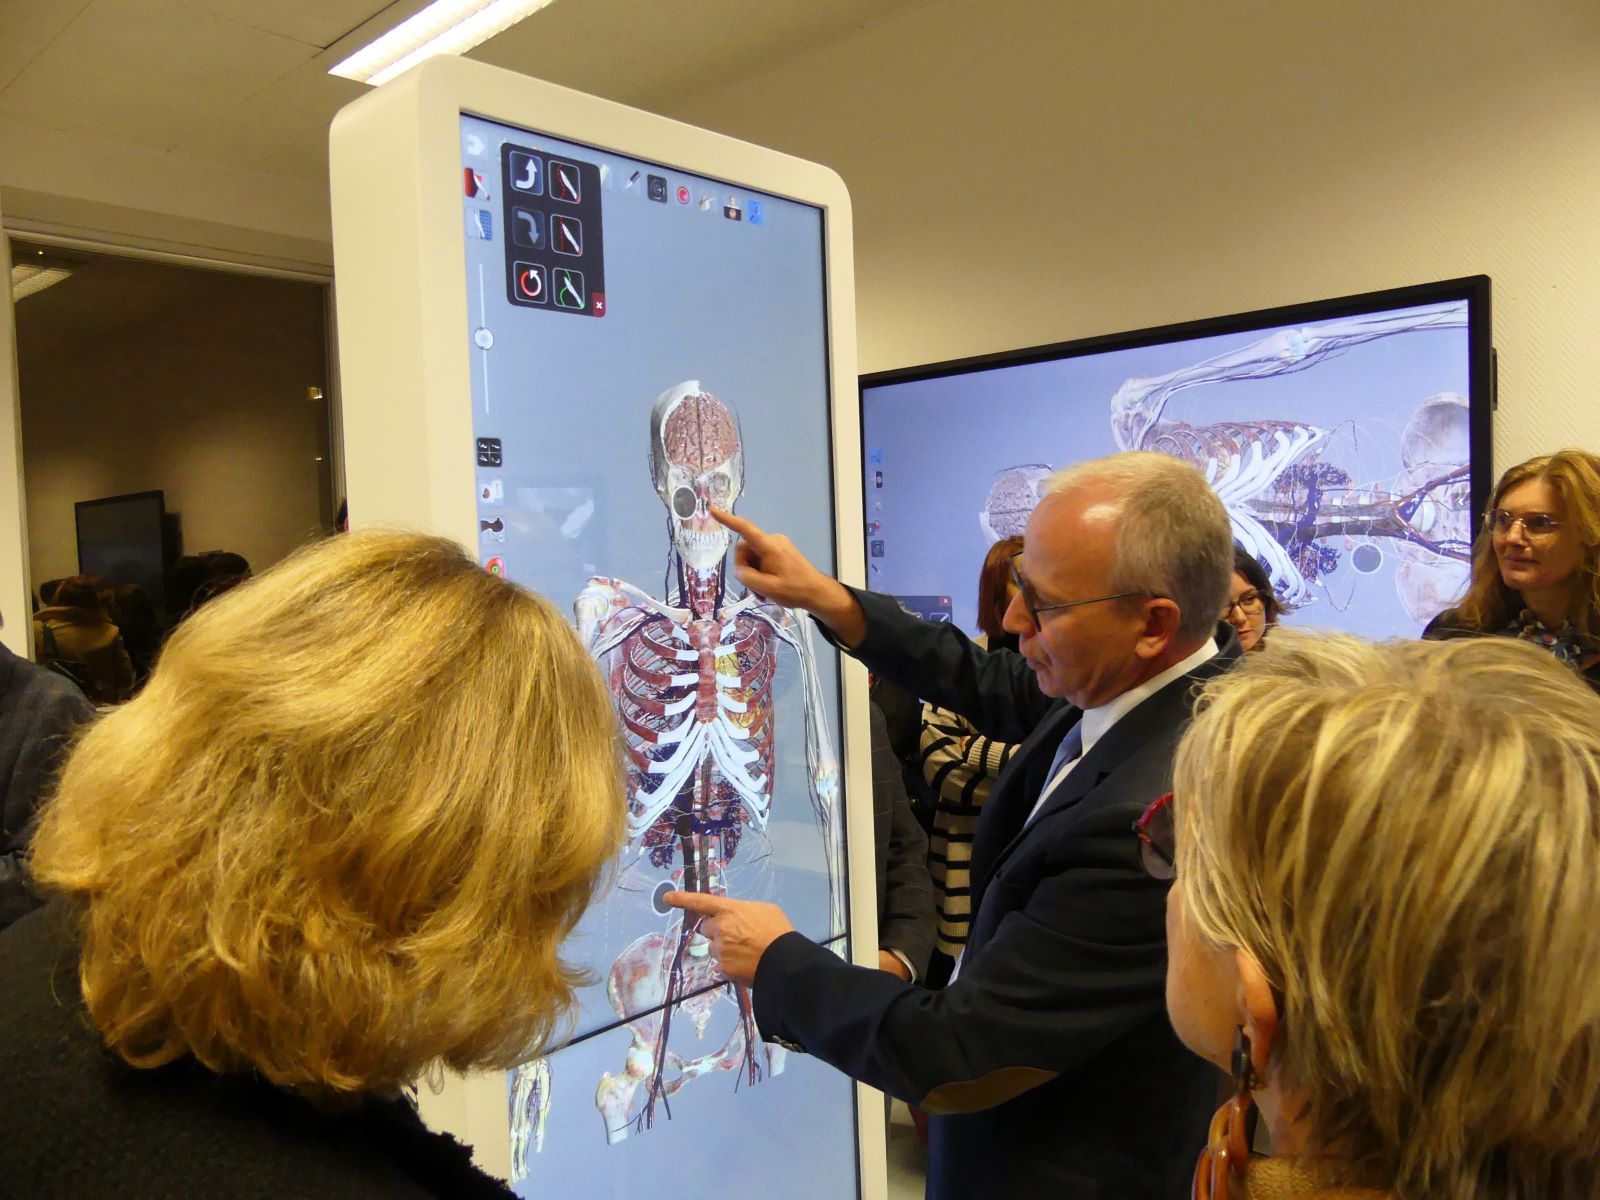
[1034,720,1085,812]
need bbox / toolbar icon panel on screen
[501,144,606,317]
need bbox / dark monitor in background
[860,277,1493,640]
[75,490,168,615]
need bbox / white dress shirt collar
[1075,634,1220,761]
[1026,634,1221,826]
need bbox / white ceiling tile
[0,0,932,184]
[0,0,317,148]
[0,0,93,92]
[253,131,333,183]
[470,0,933,110]
[167,0,397,49]
[180,62,366,168]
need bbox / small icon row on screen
[511,262,592,311]
[893,595,955,623]
[629,171,765,226]
[480,436,509,575]
[507,151,583,204]
[501,143,605,319]
[508,209,586,257]
[719,196,764,223]
[477,448,507,566]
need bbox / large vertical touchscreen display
[459,113,857,1198]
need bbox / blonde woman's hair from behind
[1458,448,1600,638]
[1173,630,1600,1200]
[29,530,626,1098]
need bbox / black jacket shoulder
[0,903,513,1200]
[1422,609,1600,693]
[1421,608,1476,640]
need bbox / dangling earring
[1231,1025,1256,1101]
[1192,1026,1255,1200]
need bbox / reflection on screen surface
[863,299,1477,640]
[460,113,858,1197]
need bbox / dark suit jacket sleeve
[753,810,1168,1112]
[834,588,1054,744]
[872,706,935,979]
[0,675,94,927]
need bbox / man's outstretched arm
[713,507,867,646]
[664,848,1169,1112]
[712,508,1052,741]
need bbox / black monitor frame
[860,276,1495,542]
[73,488,171,610]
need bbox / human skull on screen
[980,463,1053,543]
[648,381,744,571]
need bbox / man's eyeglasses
[1133,792,1175,881]
[1007,552,1148,632]
[1485,509,1563,540]
[1223,590,1265,619]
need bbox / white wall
[18,273,330,590]
[0,199,32,654]
[667,0,1600,472]
[3,0,1597,612]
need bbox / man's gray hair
[1043,451,1233,642]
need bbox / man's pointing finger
[709,507,764,544]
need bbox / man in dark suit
[670,451,1238,1199]
[0,634,95,930]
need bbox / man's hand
[878,949,913,981]
[710,508,866,648]
[664,891,798,986]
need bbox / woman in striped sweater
[917,536,1023,988]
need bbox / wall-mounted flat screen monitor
[331,57,875,1199]
[75,489,166,613]
[860,278,1492,640]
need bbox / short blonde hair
[1458,449,1600,639]
[1044,451,1232,641]
[30,530,625,1097]
[1174,631,1600,1199]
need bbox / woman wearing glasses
[1223,548,1282,653]
[1143,631,1600,1200]
[1424,449,1600,692]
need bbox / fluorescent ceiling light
[329,0,558,88]
[10,264,72,302]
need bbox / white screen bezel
[330,56,879,1197]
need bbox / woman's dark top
[1424,608,1600,694]
[0,902,515,1199]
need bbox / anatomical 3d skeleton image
[509,381,843,1177]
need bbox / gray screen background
[461,114,857,1199]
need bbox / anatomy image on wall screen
[863,299,1479,640]
[459,114,858,1199]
